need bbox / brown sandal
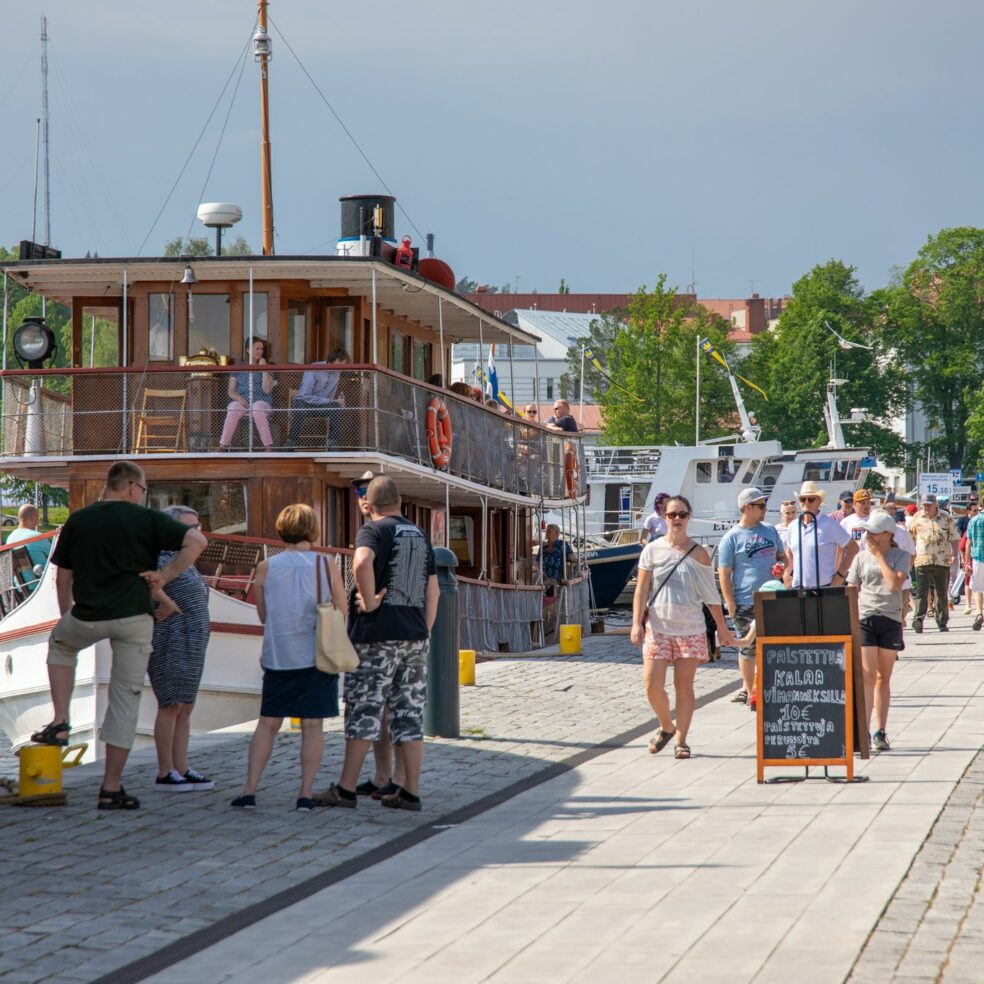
[674,743,691,760]
[648,728,676,754]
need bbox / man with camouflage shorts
[316,476,438,812]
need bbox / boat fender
[427,397,453,470]
[564,447,579,498]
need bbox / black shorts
[859,614,905,652]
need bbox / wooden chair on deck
[214,541,263,600]
[133,388,187,452]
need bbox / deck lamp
[12,317,57,369]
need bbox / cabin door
[318,302,355,361]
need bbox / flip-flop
[648,728,676,755]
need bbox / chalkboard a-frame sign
[756,635,855,783]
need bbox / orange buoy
[427,397,453,470]
[564,448,579,498]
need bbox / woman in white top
[631,496,735,759]
[231,504,347,812]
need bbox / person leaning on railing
[218,338,276,452]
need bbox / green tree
[222,234,253,256]
[597,275,738,445]
[163,236,212,257]
[883,228,984,469]
[560,312,621,401]
[740,260,905,463]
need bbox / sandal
[731,689,748,704]
[31,721,70,747]
[97,785,140,810]
[674,743,691,760]
[648,728,676,755]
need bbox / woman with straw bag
[231,504,347,812]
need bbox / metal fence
[0,365,586,500]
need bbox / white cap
[737,487,768,509]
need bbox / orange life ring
[564,448,579,498]
[427,397,453,470]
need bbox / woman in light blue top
[231,504,346,811]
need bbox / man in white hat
[783,481,857,589]
[718,488,786,705]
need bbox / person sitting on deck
[218,338,276,451]
[6,504,51,592]
[541,523,577,586]
[285,348,352,450]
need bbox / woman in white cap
[783,481,857,589]
[846,509,909,751]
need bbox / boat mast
[40,15,51,246]
[255,0,274,255]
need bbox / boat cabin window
[189,294,231,358]
[242,292,269,344]
[148,293,174,361]
[803,461,833,483]
[390,331,407,374]
[145,480,247,534]
[696,462,712,483]
[328,306,354,357]
[81,304,119,367]
[412,339,431,381]
[759,462,782,488]
[286,300,307,363]
[741,459,760,484]
[717,459,742,484]
[833,460,860,482]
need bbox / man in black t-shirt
[544,399,579,433]
[35,461,206,810]
[316,476,438,812]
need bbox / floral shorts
[643,626,708,663]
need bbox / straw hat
[795,480,826,502]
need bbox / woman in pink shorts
[631,496,735,759]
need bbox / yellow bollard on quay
[17,743,87,801]
[559,624,582,654]
[459,649,476,686]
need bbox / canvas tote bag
[315,554,359,674]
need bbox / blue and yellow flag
[700,338,768,401]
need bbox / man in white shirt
[6,503,51,592]
[841,489,873,545]
[783,482,858,588]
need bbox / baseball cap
[737,487,768,509]
[852,489,872,503]
[859,509,897,535]
[920,492,938,505]
[839,490,854,503]
[350,470,376,487]
[905,504,918,515]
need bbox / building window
[148,293,173,361]
[145,480,247,535]
[545,378,554,400]
[287,300,306,363]
[189,294,231,358]
[241,291,268,346]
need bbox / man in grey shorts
[717,487,785,706]
[33,461,206,809]
[316,476,439,812]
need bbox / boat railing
[0,364,586,501]
[584,445,662,479]
[457,575,544,654]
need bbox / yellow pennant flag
[700,338,768,402]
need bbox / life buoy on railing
[564,447,579,498]
[426,397,453,470]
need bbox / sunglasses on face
[355,487,368,498]
[665,511,690,519]
[748,502,767,509]
[799,496,820,503]
[782,501,796,507]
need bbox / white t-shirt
[786,513,852,588]
[841,511,870,547]
[894,523,916,590]
[639,541,719,636]
[643,512,667,540]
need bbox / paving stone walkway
[0,632,739,984]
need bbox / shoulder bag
[642,543,699,624]
[315,555,359,674]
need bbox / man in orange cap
[841,489,873,545]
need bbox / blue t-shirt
[717,522,782,606]
[966,513,984,564]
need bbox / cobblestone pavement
[0,632,740,984]
[849,740,984,984]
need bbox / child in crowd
[846,509,909,751]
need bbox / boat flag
[487,345,499,402]
[699,338,768,401]
[584,348,646,403]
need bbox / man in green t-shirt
[33,461,206,810]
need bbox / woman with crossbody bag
[631,496,735,760]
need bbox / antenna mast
[255,0,274,255]
[40,15,51,246]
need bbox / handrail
[456,574,542,592]
[204,531,353,556]
[0,530,56,554]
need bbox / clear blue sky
[1,1,981,298]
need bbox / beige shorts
[48,611,154,750]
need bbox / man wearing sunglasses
[783,481,857,589]
[719,488,785,705]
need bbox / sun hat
[920,492,938,505]
[795,481,826,502]
[852,489,872,502]
[737,487,768,509]
[859,509,897,535]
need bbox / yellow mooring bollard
[559,624,582,654]
[16,743,87,803]
[459,649,476,686]
[289,718,302,732]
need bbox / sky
[1,1,982,299]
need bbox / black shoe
[98,786,139,810]
[155,771,193,792]
[295,797,316,812]
[913,620,923,634]
[938,623,949,632]
[182,768,215,791]
[230,794,256,809]
[973,615,983,632]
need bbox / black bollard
[425,546,460,738]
